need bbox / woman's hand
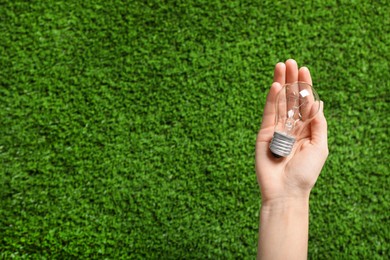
[256,59,328,205]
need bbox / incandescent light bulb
[269,82,321,157]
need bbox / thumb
[310,101,328,149]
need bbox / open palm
[255,59,328,203]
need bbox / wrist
[261,196,310,213]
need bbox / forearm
[257,197,310,260]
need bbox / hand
[255,59,328,205]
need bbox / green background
[1,0,389,258]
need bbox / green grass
[1,0,389,258]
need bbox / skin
[256,59,329,260]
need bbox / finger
[298,66,312,85]
[277,83,287,129]
[285,60,299,119]
[286,82,299,123]
[273,62,286,84]
[260,62,286,130]
[285,59,298,83]
[298,82,315,121]
[297,67,314,121]
[260,82,283,130]
[310,101,328,147]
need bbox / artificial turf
[0,0,389,258]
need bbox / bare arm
[258,198,309,260]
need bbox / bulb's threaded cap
[269,132,296,158]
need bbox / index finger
[260,63,286,130]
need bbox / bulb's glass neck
[285,107,299,135]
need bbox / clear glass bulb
[269,82,321,157]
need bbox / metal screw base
[269,132,296,157]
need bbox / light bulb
[269,82,321,157]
